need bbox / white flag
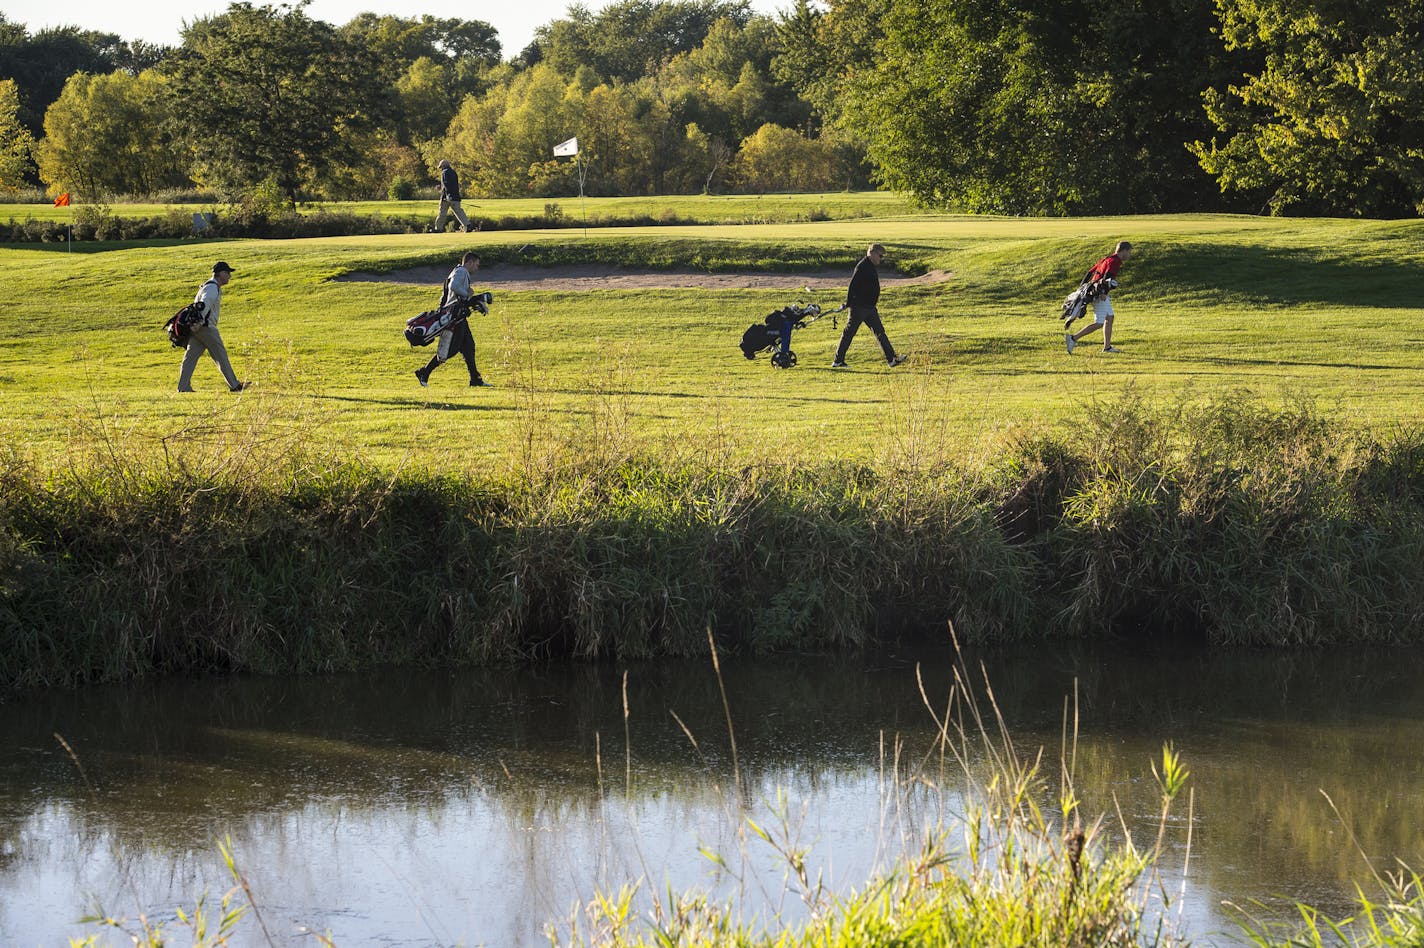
[553,136,579,157]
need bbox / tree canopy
[35,70,186,198]
[0,78,33,191]
[1191,0,1424,217]
[164,3,394,199]
[1,0,1420,216]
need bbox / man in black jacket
[434,159,472,232]
[832,243,906,368]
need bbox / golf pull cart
[739,294,846,368]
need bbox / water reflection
[2,644,1422,946]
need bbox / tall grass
[1234,867,1424,946]
[4,394,1424,690]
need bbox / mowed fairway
[2,209,1422,471]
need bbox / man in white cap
[178,261,245,392]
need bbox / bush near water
[5,396,1424,690]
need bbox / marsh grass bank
[4,397,1424,690]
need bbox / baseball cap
[213,261,235,274]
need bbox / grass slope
[1,210,1421,470]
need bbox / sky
[3,0,784,57]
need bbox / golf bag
[1061,276,1118,327]
[404,291,493,346]
[163,300,207,348]
[738,302,825,368]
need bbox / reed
[1233,866,1424,947]
[554,643,1194,948]
[4,396,1424,691]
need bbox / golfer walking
[415,252,486,388]
[1066,241,1133,353]
[434,159,472,233]
[177,261,245,392]
[833,243,906,368]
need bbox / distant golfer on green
[434,159,472,233]
[832,243,907,368]
[177,261,245,392]
[1066,241,1133,354]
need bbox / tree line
[0,0,1420,217]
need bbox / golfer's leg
[1073,322,1101,343]
[451,202,471,230]
[178,335,207,391]
[434,198,449,230]
[456,324,480,380]
[200,328,241,390]
[864,309,897,362]
[1102,314,1114,348]
[1077,299,1109,343]
[835,312,864,363]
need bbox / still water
[2,644,1423,946]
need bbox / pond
[2,642,1422,946]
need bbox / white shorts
[1092,297,1114,324]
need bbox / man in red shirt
[1066,241,1133,353]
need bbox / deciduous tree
[0,78,33,190]
[734,122,841,192]
[531,0,751,82]
[0,16,161,133]
[166,2,393,200]
[35,70,187,197]
[1191,0,1424,216]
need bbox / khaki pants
[435,197,471,231]
[178,323,241,391]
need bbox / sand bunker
[338,263,952,292]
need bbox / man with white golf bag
[415,252,488,388]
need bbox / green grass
[1,212,1421,468]
[0,191,915,224]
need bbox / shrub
[387,176,416,201]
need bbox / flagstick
[577,155,587,239]
[67,201,72,253]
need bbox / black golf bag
[1061,276,1118,327]
[163,300,207,348]
[739,302,824,368]
[404,291,493,346]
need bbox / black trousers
[835,305,896,363]
[424,320,480,381]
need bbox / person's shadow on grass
[308,393,516,412]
